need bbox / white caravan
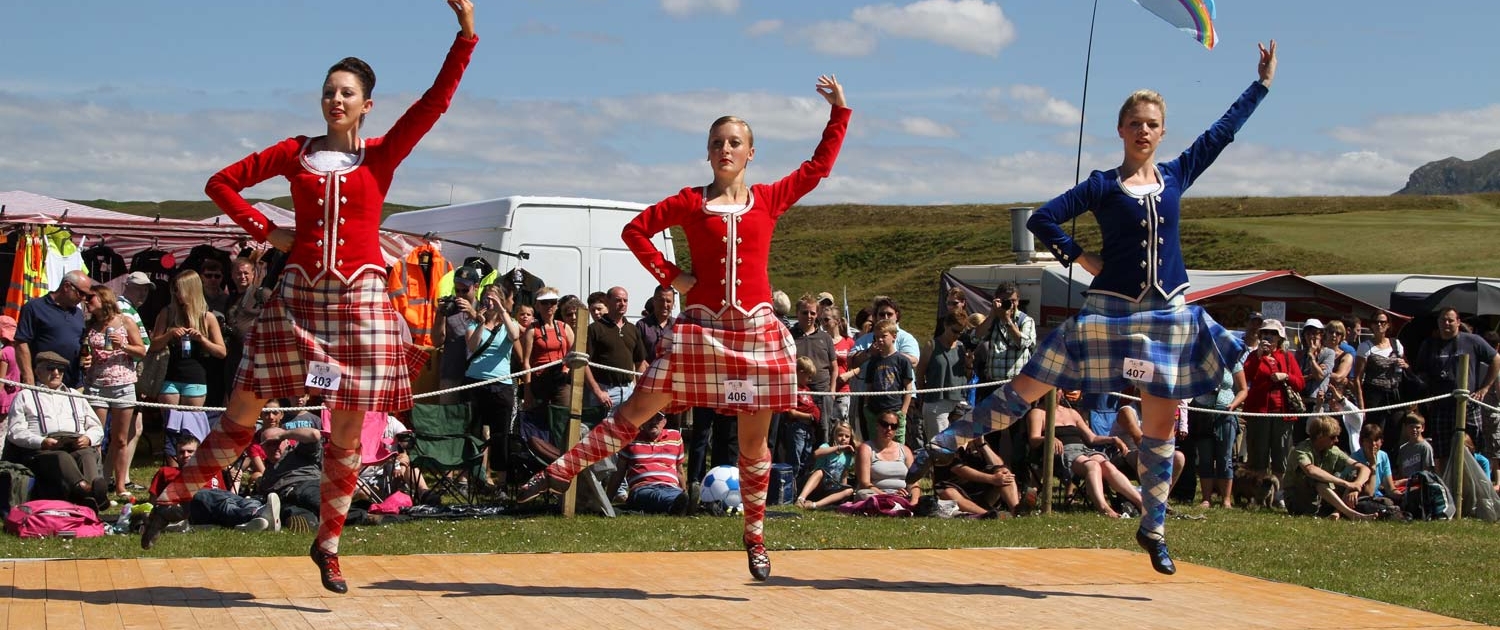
[381,196,675,320]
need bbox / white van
[381,196,676,319]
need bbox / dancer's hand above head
[815,75,846,108]
[448,0,476,39]
[1257,40,1277,88]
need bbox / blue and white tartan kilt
[1020,292,1244,400]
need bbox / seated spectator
[779,357,822,482]
[931,432,1021,517]
[1461,434,1495,492]
[796,421,856,509]
[281,394,324,431]
[4,351,109,512]
[1353,423,1398,500]
[615,414,688,515]
[150,436,281,531]
[1396,412,1434,482]
[854,410,920,502]
[1282,415,1373,520]
[1109,399,1187,494]
[1027,389,1142,518]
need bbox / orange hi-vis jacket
[388,243,450,347]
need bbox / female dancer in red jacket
[141,0,478,595]
[519,75,850,582]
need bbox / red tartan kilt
[637,305,796,415]
[235,269,424,411]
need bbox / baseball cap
[125,271,153,286]
[816,291,835,306]
[1302,318,1325,330]
[454,266,482,287]
[33,351,69,369]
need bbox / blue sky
[2,0,1497,207]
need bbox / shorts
[84,382,138,409]
[160,380,209,398]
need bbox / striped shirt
[620,428,685,493]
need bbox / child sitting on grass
[796,421,856,510]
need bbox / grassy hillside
[765,194,1500,333]
[74,193,1500,333]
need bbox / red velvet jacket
[205,33,477,285]
[622,106,851,316]
[1244,347,1305,420]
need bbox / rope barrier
[4,352,1489,422]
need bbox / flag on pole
[1131,0,1217,50]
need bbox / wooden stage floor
[0,548,1488,629]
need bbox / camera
[438,295,461,316]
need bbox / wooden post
[1452,354,1469,520]
[1041,389,1057,516]
[562,318,591,517]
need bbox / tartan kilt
[235,269,426,412]
[636,305,797,415]
[1021,292,1244,400]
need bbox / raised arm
[760,76,851,218]
[1170,41,1277,189]
[379,1,479,166]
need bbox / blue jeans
[1196,411,1238,480]
[779,420,816,481]
[588,382,635,408]
[626,483,684,514]
[189,489,264,527]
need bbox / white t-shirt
[1356,338,1402,359]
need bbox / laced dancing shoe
[140,503,185,550]
[516,470,570,504]
[1135,529,1176,576]
[310,544,348,594]
[745,539,771,582]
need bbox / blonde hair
[165,270,209,330]
[873,319,899,337]
[88,285,122,328]
[1306,415,1340,439]
[1118,89,1166,127]
[831,421,854,439]
[709,115,754,147]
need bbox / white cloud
[0,87,1488,207]
[983,84,1082,127]
[1328,104,1500,164]
[796,21,878,58]
[745,19,783,37]
[851,0,1016,57]
[660,0,739,17]
[897,116,958,138]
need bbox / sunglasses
[1257,331,1280,340]
[879,421,899,430]
[38,364,66,373]
[876,311,897,318]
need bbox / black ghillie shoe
[745,540,771,582]
[310,544,348,594]
[515,470,570,504]
[139,503,185,550]
[1135,529,1176,576]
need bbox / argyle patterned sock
[314,443,361,556]
[154,418,256,505]
[545,411,640,481]
[1136,435,1175,541]
[739,453,771,545]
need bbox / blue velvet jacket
[1028,81,1269,302]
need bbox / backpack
[1400,470,1455,521]
[4,499,107,538]
[0,462,34,515]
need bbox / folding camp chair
[408,403,487,505]
[539,404,617,516]
[350,412,414,504]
